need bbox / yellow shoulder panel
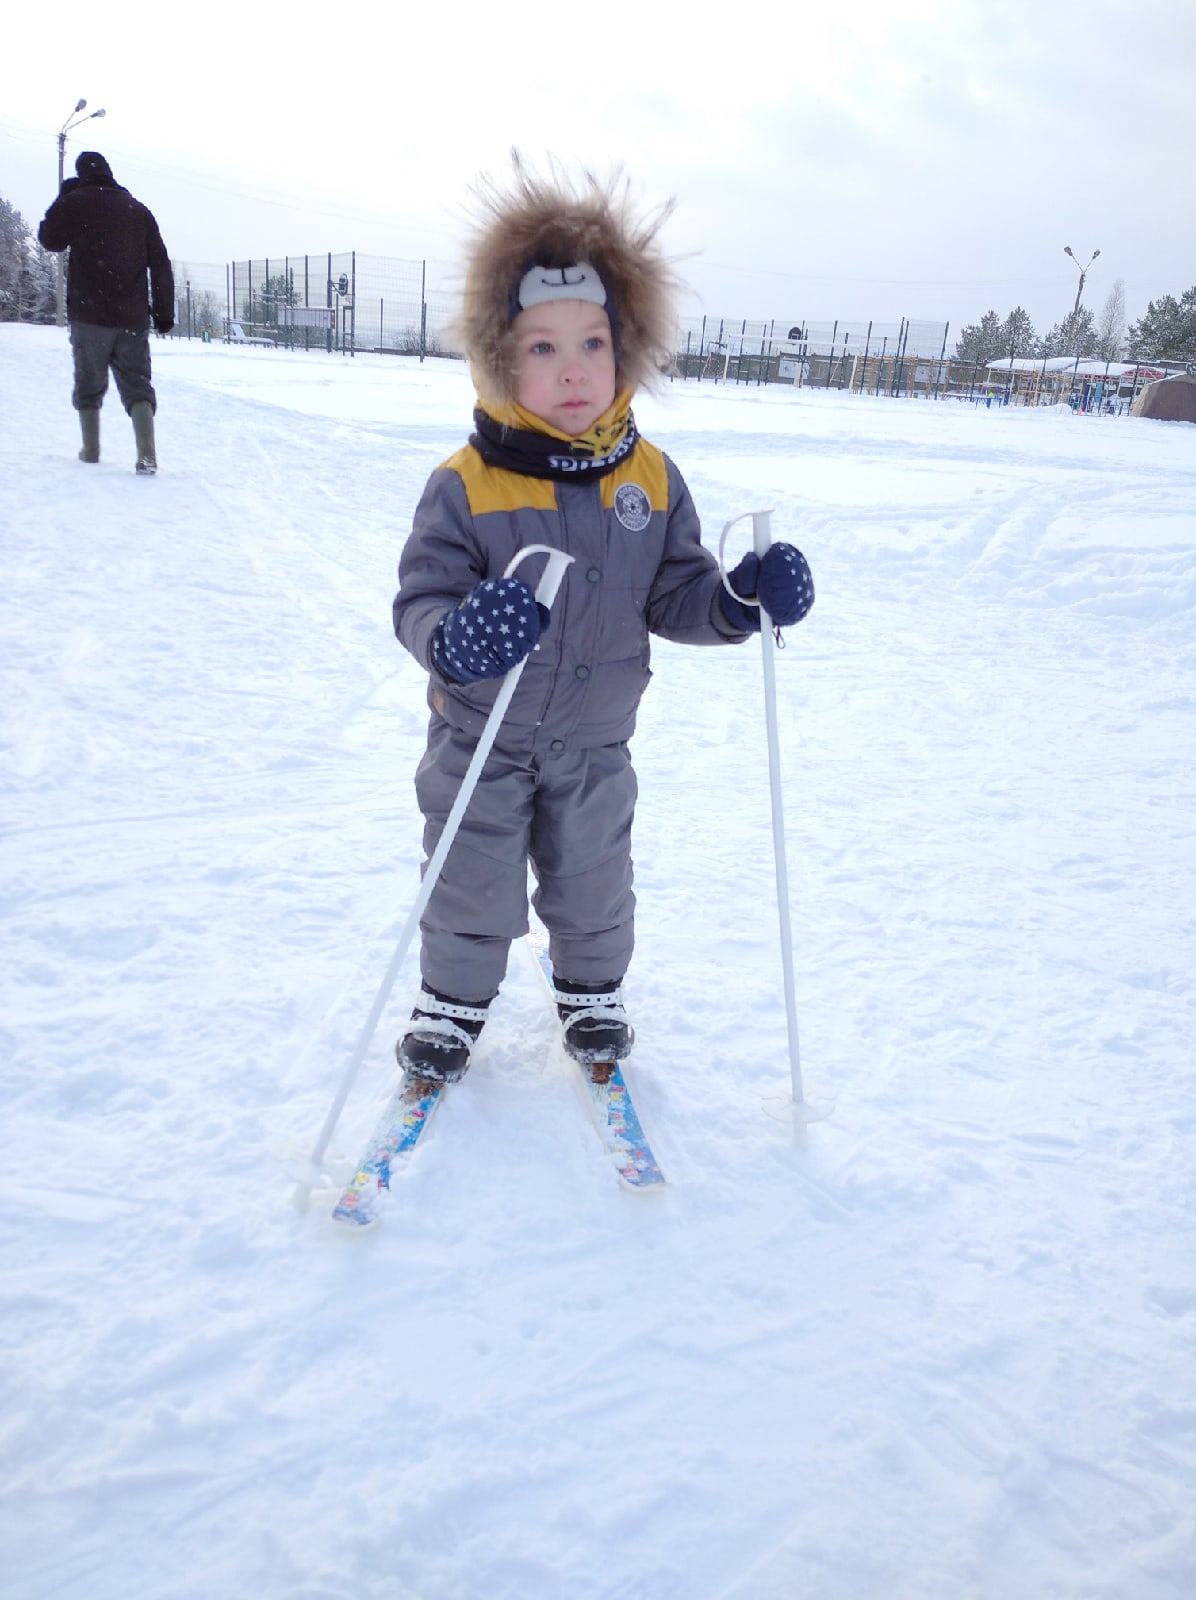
[436,439,669,515]
[600,438,670,511]
[441,444,558,514]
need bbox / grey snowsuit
[393,433,748,1000]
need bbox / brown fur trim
[456,152,681,404]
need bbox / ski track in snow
[2,325,1195,1600]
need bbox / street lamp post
[1063,244,1100,321]
[55,98,106,326]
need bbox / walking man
[38,151,174,475]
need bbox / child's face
[511,298,617,436]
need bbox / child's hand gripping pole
[719,511,831,1126]
[291,545,575,1212]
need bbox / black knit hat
[76,151,114,182]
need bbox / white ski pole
[719,510,830,1124]
[292,544,575,1210]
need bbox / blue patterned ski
[528,933,666,1189]
[331,1075,445,1227]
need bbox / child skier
[391,159,815,1082]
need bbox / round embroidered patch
[614,482,651,532]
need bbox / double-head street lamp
[1063,245,1100,321]
[55,97,106,326]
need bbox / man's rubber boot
[131,401,157,476]
[78,409,100,464]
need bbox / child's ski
[329,942,664,1226]
[331,1075,445,1227]
[526,931,666,1189]
[574,1058,667,1189]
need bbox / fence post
[933,322,949,400]
[896,319,910,396]
[858,321,872,392]
[893,318,909,396]
[420,260,427,363]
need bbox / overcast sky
[3,0,1193,338]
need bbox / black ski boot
[553,977,634,1073]
[395,987,491,1083]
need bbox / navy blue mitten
[431,576,549,683]
[720,543,815,632]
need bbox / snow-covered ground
[2,323,1194,1600]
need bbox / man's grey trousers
[69,322,156,413]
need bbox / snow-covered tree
[0,197,27,320]
[1127,285,1196,363]
[954,310,1004,364]
[0,197,56,324]
[1094,280,1127,361]
[1039,306,1097,359]
[1000,306,1037,357]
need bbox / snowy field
[2,323,1194,1600]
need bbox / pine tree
[0,197,28,321]
[0,197,56,325]
[1039,307,1097,359]
[954,310,1004,363]
[1000,306,1037,357]
[1127,286,1196,363]
[243,271,298,327]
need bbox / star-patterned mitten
[430,576,549,683]
[720,543,815,632]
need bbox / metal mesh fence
[159,252,1174,413]
[166,253,461,354]
[673,314,953,396]
[168,259,229,340]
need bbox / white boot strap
[556,994,628,1040]
[407,1015,476,1050]
[417,990,490,1024]
[552,985,624,1010]
[561,1005,624,1035]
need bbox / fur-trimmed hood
[459,155,680,405]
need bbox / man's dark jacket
[39,169,174,333]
